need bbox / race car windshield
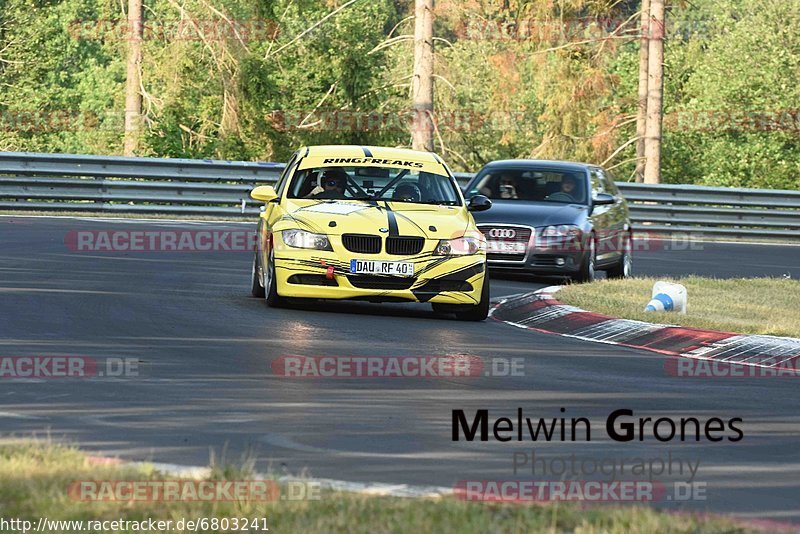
[469,168,588,205]
[288,166,461,205]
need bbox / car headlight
[538,225,582,239]
[435,236,485,255]
[281,229,332,251]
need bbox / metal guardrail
[615,183,800,239]
[0,151,282,216]
[1,151,798,239]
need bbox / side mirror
[593,193,615,206]
[251,185,278,203]
[467,194,492,212]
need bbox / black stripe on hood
[383,201,399,236]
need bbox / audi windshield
[469,168,589,204]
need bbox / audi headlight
[538,225,582,239]
[435,236,485,255]
[281,229,332,251]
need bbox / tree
[661,0,800,189]
[643,0,664,184]
[411,0,434,152]
[635,0,650,183]
[123,0,144,156]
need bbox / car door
[595,167,627,263]
[588,168,615,265]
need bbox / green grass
[558,276,800,338]
[0,441,760,533]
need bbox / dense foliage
[0,0,798,188]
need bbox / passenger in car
[480,173,519,199]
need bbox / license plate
[487,241,527,254]
[350,259,414,277]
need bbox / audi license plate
[487,241,527,254]
[350,259,414,277]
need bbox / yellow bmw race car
[249,145,493,320]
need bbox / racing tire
[454,269,490,322]
[251,250,265,298]
[606,232,633,279]
[264,248,285,308]
[571,234,596,284]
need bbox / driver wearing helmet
[306,169,348,199]
[392,182,421,202]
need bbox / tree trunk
[635,0,650,183]
[123,0,144,156]
[411,0,434,152]
[643,0,664,185]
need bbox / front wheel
[606,233,633,279]
[571,235,596,284]
[263,248,285,308]
[454,270,490,321]
[250,250,265,298]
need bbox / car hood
[276,199,473,239]
[472,200,588,227]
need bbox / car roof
[296,145,449,175]
[480,159,594,172]
[301,145,444,165]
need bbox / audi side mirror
[593,193,615,206]
[467,195,492,212]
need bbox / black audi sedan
[464,160,632,282]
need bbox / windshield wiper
[416,200,459,206]
[378,199,458,206]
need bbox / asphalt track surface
[1,216,799,522]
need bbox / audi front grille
[479,225,533,262]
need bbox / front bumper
[487,247,587,274]
[480,225,588,275]
[272,244,487,305]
